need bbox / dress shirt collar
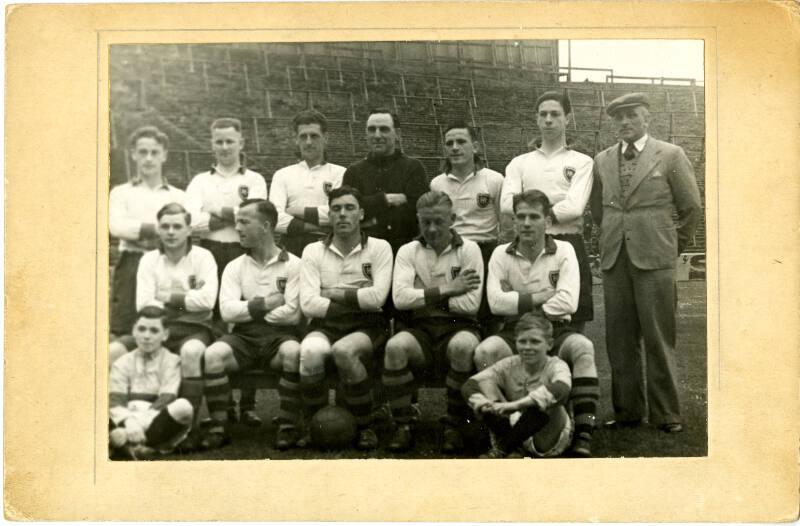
[622,134,649,153]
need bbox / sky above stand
[558,40,705,85]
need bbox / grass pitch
[167,281,708,460]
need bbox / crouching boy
[462,313,573,458]
[109,306,193,460]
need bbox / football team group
[108,89,702,460]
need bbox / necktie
[623,143,637,161]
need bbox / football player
[298,186,393,450]
[199,199,304,450]
[476,190,598,457]
[382,191,484,453]
[269,109,345,256]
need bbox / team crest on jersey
[451,266,462,279]
[323,181,333,195]
[276,277,287,293]
[549,271,560,288]
[362,263,373,280]
[476,193,491,208]
[238,185,249,200]
[564,167,576,182]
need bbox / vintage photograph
[107,39,707,461]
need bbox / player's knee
[180,340,205,366]
[447,333,478,369]
[560,334,596,371]
[278,341,301,370]
[300,336,330,373]
[332,341,359,368]
[384,336,410,368]
[204,343,230,372]
[474,338,512,370]
[167,398,194,425]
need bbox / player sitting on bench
[200,199,304,450]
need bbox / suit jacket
[590,137,701,271]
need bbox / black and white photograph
[107,39,707,461]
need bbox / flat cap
[606,92,650,116]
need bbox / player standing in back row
[342,109,428,256]
[500,91,595,331]
[269,109,345,257]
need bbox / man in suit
[590,93,701,433]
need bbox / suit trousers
[602,242,680,425]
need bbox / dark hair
[535,90,572,115]
[292,109,328,134]
[444,120,478,141]
[239,198,278,229]
[416,190,453,211]
[328,185,364,209]
[512,189,552,215]
[156,202,191,225]
[367,108,400,129]
[514,312,553,340]
[210,117,243,133]
[128,126,169,150]
[135,305,168,327]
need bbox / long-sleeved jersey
[109,181,185,252]
[392,232,483,320]
[269,160,345,235]
[219,248,302,327]
[487,236,579,323]
[299,232,393,321]
[136,244,218,325]
[429,168,504,243]
[184,166,267,243]
[501,147,593,235]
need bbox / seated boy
[109,306,194,460]
[462,313,574,459]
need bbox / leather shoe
[658,423,684,434]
